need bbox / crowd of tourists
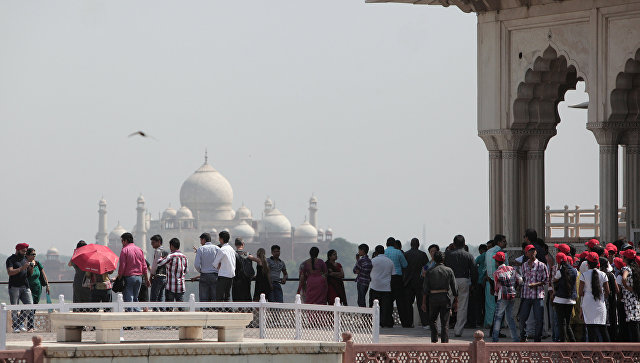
[6,227,640,344]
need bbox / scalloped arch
[512,45,583,130]
[609,48,640,122]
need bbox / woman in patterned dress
[621,249,640,341]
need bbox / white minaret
[95,198,108,245]
[309,195,318,228]
[134,194,147,255]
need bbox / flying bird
[128,131,157,140]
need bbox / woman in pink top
[297,247,328,304]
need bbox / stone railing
[0,336,43,363]
[545,205,626,242]
[341,330,640,363]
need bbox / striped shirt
[493,264,520,300]
[157,250,188,293]
[353,255,373,285]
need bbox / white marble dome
[294,220,318,238]
[177,206,194,219]
[109,223,128,240]
[179,160,233,218]
[47,247,60,256]
[162,206,177,220]
[232,220,256,238]
[235,204,252,220]
[259,208,292,234]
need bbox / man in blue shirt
[385,237,410,327]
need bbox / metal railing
[0,293,378,349]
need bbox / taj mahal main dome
[179,156,235,221]
[95,153,334,257]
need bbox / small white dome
[109,223,128,240]
[259,208,292,234]
[137,194,145,203]
[264,197,274,209]
[326,228,333,233]
[162,206,178,220]
[236,204,252,220]
[47,247,60,256]
[211,228,218,235]
[177,206,194,219]
[309,195,318,203]
[295,220,317,238]
[99,198,107,206]
[232,221,256,238]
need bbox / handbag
[112,277,124,293]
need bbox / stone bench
[49,312,253,344]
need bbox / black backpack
[235,251,255,280]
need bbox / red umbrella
[71,244,118,274]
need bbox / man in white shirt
[369,245,395,328]
[193,233,220,302]
[213,231,236,302]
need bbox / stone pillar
[626,143,640,236]
[489,151,503,238]
[502,151,521,245]
[599,144,619,242]
[526,150,545,236]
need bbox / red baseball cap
[614,257,626,270]
[565,255,574,265]
[554,244,570,254]
[556,252,567,264]
[621,249,637,260]
[586,251,600,263]
[585,239,600,249]
[524,244,536,252]
[15,243,29,250]
[493,251,506,262]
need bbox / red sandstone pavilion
[369,0,640,247]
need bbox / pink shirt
[118,243,148,277]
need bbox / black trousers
[370,289,393,328]
[586,324,610,342]
[429,293,451,343]
[404,280,428,327]
[216,276,233,302]
[391,275,411,327]
[232,278,252,302]
[554,303,576,342]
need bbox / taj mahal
[94,152,334,260]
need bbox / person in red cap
[551,251,577,342]
[579,252,611,342]
[490,251,521,342]
[519,244,549,342]
[621,249,640,341]
[5,243,35,333]
[554,244,571,255]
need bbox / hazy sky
[1,1,595,257]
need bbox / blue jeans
[150,276,166,302]
[519,298,544,341]
[269,282,283,302]
[123,275,142,311]
[357,283,369,308]
[9,286,33,330]
[199,273,218,302]
[492,299,518,342]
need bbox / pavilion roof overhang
[364,0,549,13]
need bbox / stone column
[502,151,521,245]
[489,151,503,237]
[626,143,640,235]
[599,144,619,242]
[526,150,545,236]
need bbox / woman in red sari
[297,247,328,304]
[326,249,348,305]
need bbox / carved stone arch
[512,45,581,131]
[609,48,640,122]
